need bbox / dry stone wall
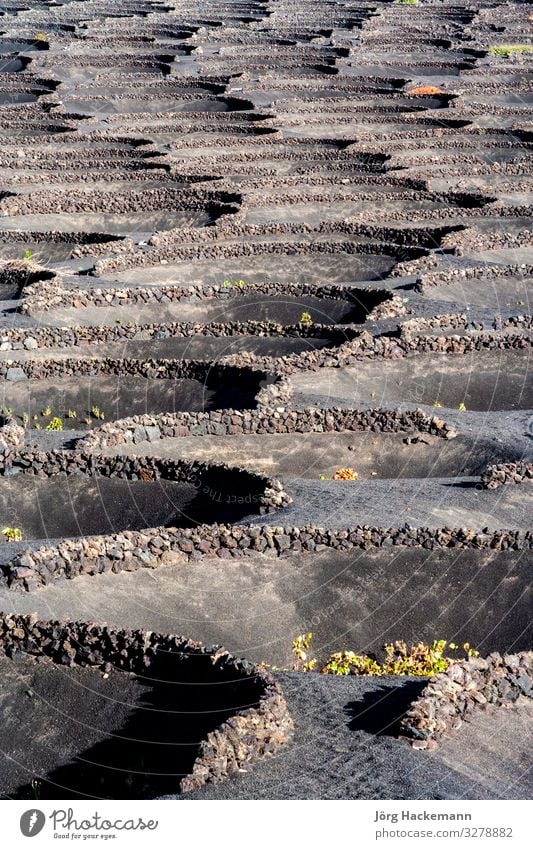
[5,521,531,593]
[0,416,25,469]
[481,462,533,490]
[0,613,293,793]
[19,279,396,315]
[80,406,459,451]
[401,652,533,744]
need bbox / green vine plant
[2,527,23,542]
[45,417,63,431]
[291,634,478,677]
[299,311,313,326]
[22,248,33,261]
[292,633,317,671]
[91,405,105,421]
[489,44,533,58]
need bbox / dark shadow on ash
[345,680,426,737]
[442,480,483,490]
[13,651,263,800]
[0,266,55,301]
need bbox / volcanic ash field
[0,0,531,801]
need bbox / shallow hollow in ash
[0,615,290,800]
[0,453,282,542]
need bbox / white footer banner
[1,799,531,849]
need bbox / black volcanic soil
[0,0,531,802]
[107,429,524,480]
[0,475,201,539]
[196,292,391,325]
[0,468,269,543]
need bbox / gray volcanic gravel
[248,477,532,533]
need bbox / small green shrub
[322,651,381,676]
[2,527,22,542]
[300,310,313,326]
[292,634,479,677]
[91,405,105,420]
[22,248,33,261]
[45,417,63,431]
[292,633,317,671]
[489,44,533,58]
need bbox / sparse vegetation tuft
[489,44,533,58]
[322,651,382,676]
[45,416,63,431]
[291,634,479,677]
[333,467,358,481]
[91,405,105,420]
[2,527,22,542]
[292,633,317,671]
